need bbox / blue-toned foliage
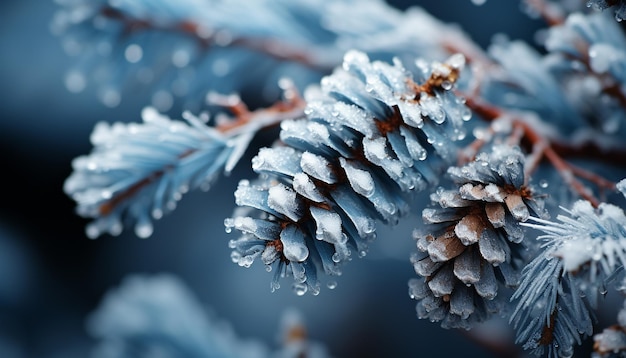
[53,0,472,111]
[64,107,239,238]
[55,0,626,357]
[513,194,626,357]
[227,50,470,294]
[544,11,626,140]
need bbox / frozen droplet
[358,250,367,258]
[124,44,143,63]
[327,280,337,290]
[539,179,549,188]
[65,71,86,93]
[332,252,341,263]
[589,43,615,74]
[172,49,191,68]
[86,224,100,239]
[461,108,472,121]
[135,221,153,238]
[265,265,272,272]
[293,283,308,296]
[441,81,452,90]
[152,208,163,220]
[101,190,113,200]
[212,58,230,77]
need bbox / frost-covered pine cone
[408,145,544,329]
[226,50,470,294]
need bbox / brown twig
[464,96,619,207]
[212,82,306,136]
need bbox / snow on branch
[64,92,304,239]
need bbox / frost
[340,158,374,197]
[300,152,337,184]
[454,215,483,246]
[267,184,302,222]
[310,206,344,244]
[280,225,310,262]
[292,173,325,203]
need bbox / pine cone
[409,145,544,328]
[226,50,470,294]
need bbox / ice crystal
[228,50,469,294]
[409,145,544,329]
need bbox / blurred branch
[100,5,332,71]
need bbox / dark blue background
[0,1,543,357]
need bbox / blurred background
[0,1,543,357]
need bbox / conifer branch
[464,96,618,207]
[97,5,331,71]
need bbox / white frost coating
[261,245,280,265]
[446,53,466,70]
[225,131,253,174]
[280,226,309,262]
[251,147,300,176]
[310,206,344,244]
[400,126,427,161]
[553,238,596,272]
[300,152,336,184]
[453,250,480,284]
[332,102,377,138]
[342,49,370,71]
[428,266,455,296]
[454,215,481,246]
[267,184,301,222]
[450,287,475,319]
[474,264,497,299]
[292,173,325,203]
[233,217,257,234]
[504,194,529,222]
[339,158,375,197]
[617,178,626,198]
[362,137,388,162]
[589,43,618,74]
[307,121,330,141]
[484,183,504,202]
[479,230,506,264]
[419,94,445,124]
